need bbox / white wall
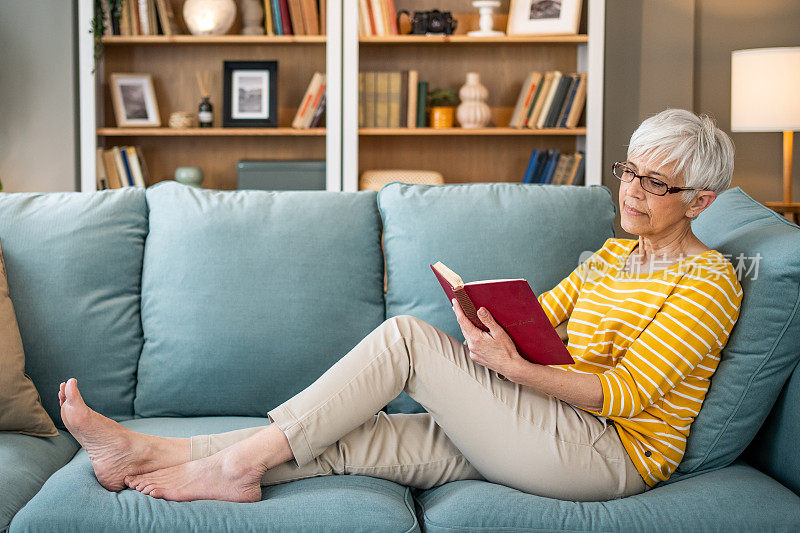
[0,0,78,192]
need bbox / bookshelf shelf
[358,34,588,45]
[97,127,326,136]
[100,35,326,45]
[358,127,587,136]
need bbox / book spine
[358,72,365,128]
[320,0,326,34]
[407,70,418,128]
[304,76,325,128]
[301,0,319,35]
[288,0,305,35]
[509,72,534,128]
[309,93,326,127]
[527,71,553,128]
[537,71,562,129]
[557,75,580,128]
[416,80,428,127]
[279,0,293,34]
[385,0,398,34]
[126,146,146,187]
[135,146,151,185]
[522,149,539,183]
[388,71,401,128]
[263,0,274,35]
[376,72,389,128]
[545,75,573,128]
[370,0,385,35]
[566,73,588,128]
[271,0,283,35]
[364,72,376,128]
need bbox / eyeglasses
[611,162,706,196]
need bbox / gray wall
[604,0,800,237]
[0,0,78,193]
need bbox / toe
[149,489,162,499]
[65,378,84,405]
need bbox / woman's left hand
[451,298,525,378]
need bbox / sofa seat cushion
[0,188,148,425]
[376,182,617,414]
[136,182,386,418]
[1,431,78,532]
[414,460,800,532]
[9,417,420,533]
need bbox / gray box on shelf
[237,160,326,191]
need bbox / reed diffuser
[196,70,213,128]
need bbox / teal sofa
[1,181,798,532]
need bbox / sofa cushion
[658,187,800,484]
[10,417,420,533]
[0,240,57,437]
[0,189,147,425]
[135,182,386,417]
[744,358,800,495]
[1,431,78,532]
[414,461,800,532]
[377,183,617,413]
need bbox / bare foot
[59,378,190,491]
[124,446,266,503]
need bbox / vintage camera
[397,10,458,35]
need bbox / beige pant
[190,315,648,501]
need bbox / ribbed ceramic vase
[456,72,491,128]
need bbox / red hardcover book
[431,261,575,366]
[279,0,293,34]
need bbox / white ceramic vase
[183,0,237,36]
[456,72,491,128]
[240,0,265,35]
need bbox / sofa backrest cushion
[134,182,385,417]
[744,358,800,495]
[0,189,147,425]
[377,183,617,414]
[660,187,800,485]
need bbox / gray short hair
[626,108,735,203]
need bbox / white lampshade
[731,47,800,132]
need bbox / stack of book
[522,150,584,186]
[95,146,150,189]
[264,0,326,36]
[292,72,326,128]
[359,70,426,128]
[358,0,399,36]
[508,71,587,129]
[104,0,180,36]
[103,0,327,37]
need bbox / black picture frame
[222,60,278,128]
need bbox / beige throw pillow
[0,239,58,437]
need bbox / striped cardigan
[538,238,743,487]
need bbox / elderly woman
[58,108,742,503]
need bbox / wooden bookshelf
[353,0,597,188]
[88,0,328,190]
[78,0,603,192]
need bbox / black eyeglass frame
[611,161,707,196]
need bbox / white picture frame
[506,0,582,36]
[109,73,161,127]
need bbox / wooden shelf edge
[101,35,326,44]
[359,127,587,136]
[97,127,326,136]
[359,34,588,44]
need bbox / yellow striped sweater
[537,238,743,487]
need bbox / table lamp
[731,47,800,222]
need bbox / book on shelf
[360,70,425,128]
[417,80,428,127]
[106,0,326,36]
[522,150,584,185]
[97,146,150,189]
[430,261,575,367]
[508,71,587,129]
[292,72,326,128]
[359,0,398,36]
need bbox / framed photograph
[506,0,582,36]
[109,73,161,127]
[223,61,278,128]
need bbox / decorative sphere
[183,0,237,36]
